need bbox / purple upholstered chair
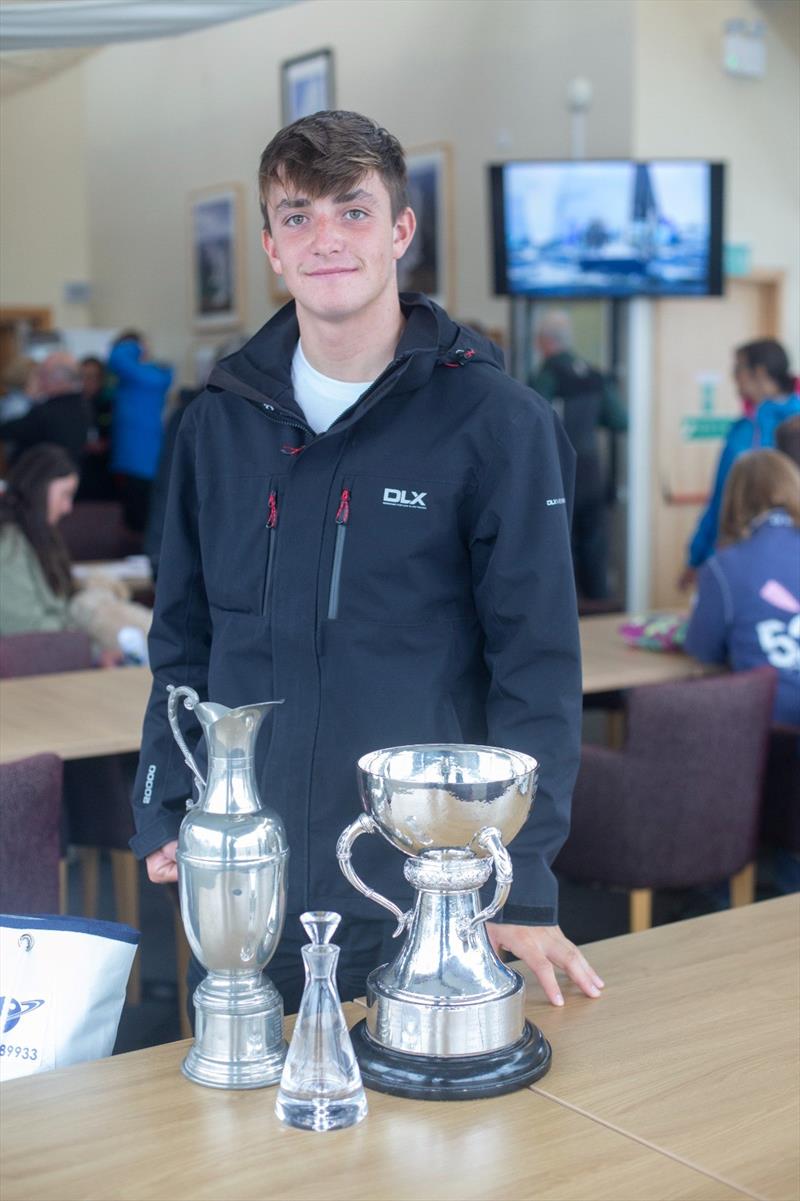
[0,631,139,1000]
[556,667,777,932]
[0,754,63,914]
[59,501,141,562]
[0,630,93,678]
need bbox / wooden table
[0,666,151,763]
[0,615,703,766]
[580,612,708,695]
[2,899,796,1201]
[73,557,153,593]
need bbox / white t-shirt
[291,340,374,434]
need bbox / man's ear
[392,207,417,263]
[262,228,282,275]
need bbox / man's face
[261,171,416,323]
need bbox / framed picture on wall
[281,48,334,125]
[189,184,244,330]
[398,143,455,311]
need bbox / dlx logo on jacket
[383,488,427,509]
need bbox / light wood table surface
[0,666,151,763]
[1,1004,752,1201]
[519,896,800,1201]
[3,904,797,1201]
[0,615,702,766]
[580,612,709,694]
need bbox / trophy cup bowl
[357,743,536,855]
[337,744,552,1101]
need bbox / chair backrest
[624,667,777,885]
[0,754,63,913]
[0,630,93,679]
[59,501,141,562]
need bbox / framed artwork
[281,48,334,125]
[189,184,244,330]
[398,143,455,311]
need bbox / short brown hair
[718,449,800,546]
[258,110,408,233]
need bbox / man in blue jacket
[131,111,602,1012]
[108,331,173,532]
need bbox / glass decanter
[274,911,368,1132]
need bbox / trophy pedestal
[351,1018,551,1101]
[181,972,287,1090]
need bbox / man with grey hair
[531,310,627,600]
[0,351,89,467]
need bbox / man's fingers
[529,958,564,1007]
[548,939,604,998]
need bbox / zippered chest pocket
[326,474,473,625]
[198,473,286,616]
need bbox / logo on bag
[383,488,427,509]
[0,998,45,1034]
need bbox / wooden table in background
[580,612,709,695]
[2,899,797,1201]
[0,616,703,767]
[0,666,151,764]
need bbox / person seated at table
[684,449,800,727]
[0,443,151,661]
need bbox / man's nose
[310,215,343,254]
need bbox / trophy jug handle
[166,684,207,794]
[461,826,513,936]
[336,814,411,938]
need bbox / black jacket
[0,392,89,467]
[131,295,581,925]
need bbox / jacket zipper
[327,487,350,620]
[261,489,278,616]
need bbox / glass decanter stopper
[274,911,368,1132]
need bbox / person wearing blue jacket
[108,332,173,532]
[681,339,800,589]
[685,449,800,726]
[129,111,603,1013]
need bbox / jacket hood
[207,292,505,419]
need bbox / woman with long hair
[684,448,800,725]
[680,338,800,587]
[0,443,151,660]
[0,443,78,634]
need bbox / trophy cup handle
[166,684,206,794]
[336,814,411,938]
[461,826,513,936]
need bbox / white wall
[633,0,800,360]
[0,63,91,327]
[80,0,635,379]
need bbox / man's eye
[285,214,306,227]
[345,209,368,221]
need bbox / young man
[132,111,602,1013]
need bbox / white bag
[0,914,139,1081]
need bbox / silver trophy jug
[168,685,289,1089]
[337,744,551,1100]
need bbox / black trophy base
[350,1019,551,1101]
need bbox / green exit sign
[681,415,735,441]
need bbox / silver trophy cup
[168,685,289,1089]
[337,744,551,1100]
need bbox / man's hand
[146,840,178,884]
[487,922,604,1006]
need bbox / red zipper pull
[266,491,278,529]
[335,487,350,525]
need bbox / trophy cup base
[350,1018,551,1101]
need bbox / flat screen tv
[490,159,725,298]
